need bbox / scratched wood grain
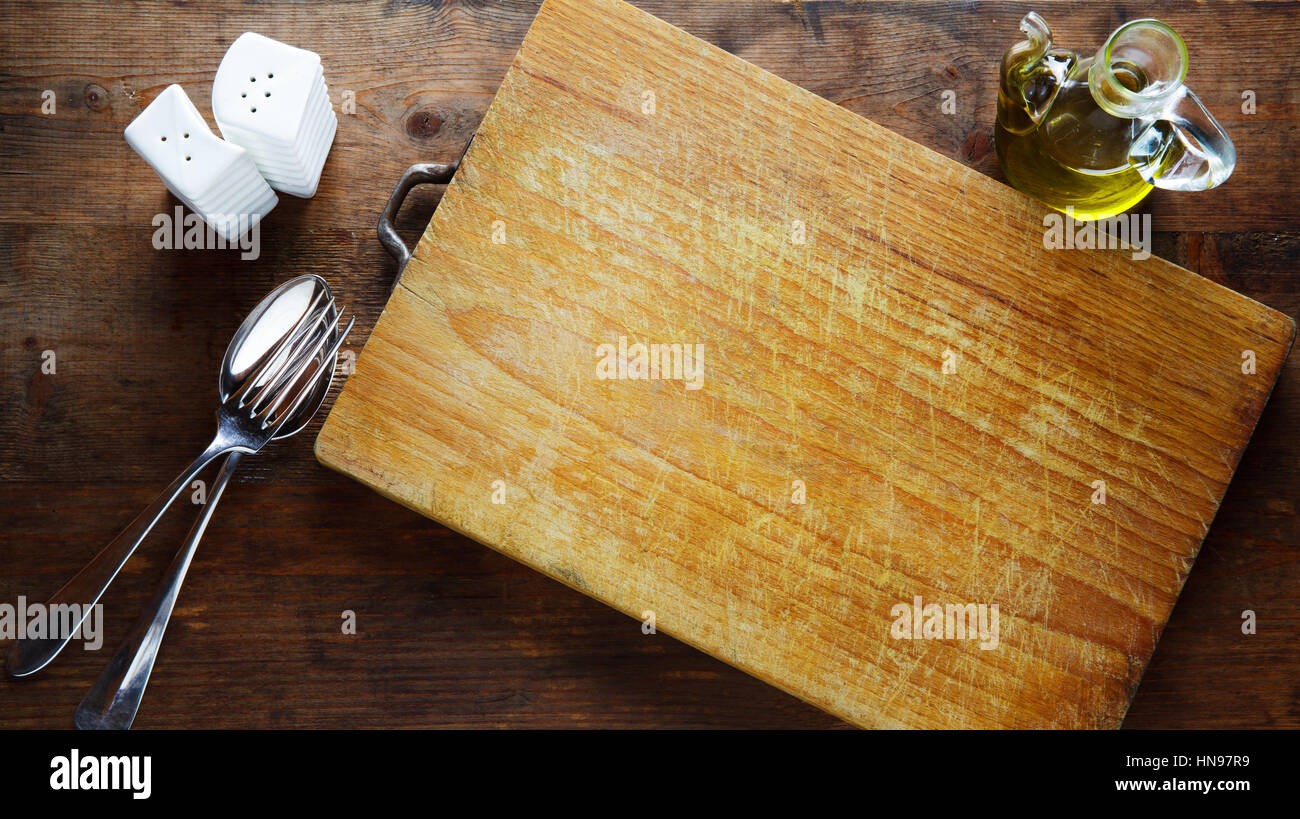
[314,0,1293,728]
[3,0,1300,729]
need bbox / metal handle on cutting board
[377,160,460,289]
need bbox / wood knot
[962,128,992,163]
[84,82,109,112]
[405,109,441,139]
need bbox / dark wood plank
[1,1,1296,230]
[1,0,1297,728]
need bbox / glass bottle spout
[997,12,1077,136]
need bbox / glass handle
[1131,87,1236,192]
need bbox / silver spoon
[72,275,347,729]
[6,280,345,679]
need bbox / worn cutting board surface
[316,0,1293,728]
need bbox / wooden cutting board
[316,0,1293,728]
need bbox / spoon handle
[4,436,231,678]
[75,452,242,730]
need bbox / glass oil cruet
[995,12,1235,221]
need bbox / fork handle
[4,435,232,678]
[76,451,242,729]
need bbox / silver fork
[5,294,351,678]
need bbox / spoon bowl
[222,273,338,437]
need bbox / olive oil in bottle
[994,13,1236,222]
[996,62,1154,221]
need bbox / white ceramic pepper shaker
[212,32,338,199]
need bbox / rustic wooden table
[2,0,1296,729]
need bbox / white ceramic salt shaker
[124,84,276,242]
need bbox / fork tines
[230,290,334,413]
[263,314,355,431]
[255,310,350,427]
